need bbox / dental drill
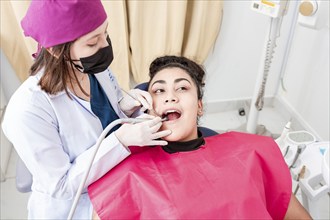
[67,117,167,220]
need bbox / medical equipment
[275,121,291,153]
[282,130,316,164]
[298,0,329,29]
[298,142,329,219]
[246,0,289,134]
[67,117,167,219]
[277,130,328,218]
[293,165,306,195]
[289,144,306,169]
[251,0,288,18]
[286,130,316,145]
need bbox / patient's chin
[162,131,186,142]
[163,135,180,142]
[161,125,192,142]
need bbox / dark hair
[149,56,205,100]
[30,43,86,97]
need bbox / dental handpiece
[289,144,306,169]
[67,117,167,219]
[127,117,168,124]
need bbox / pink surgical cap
[21,0,107,48]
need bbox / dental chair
[15,82,218,193]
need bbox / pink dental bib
[89,131,291,219]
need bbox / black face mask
[71,35,113,74]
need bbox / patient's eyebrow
[151,80,166,87]
[174,78,192,85]
[151,78,192,87]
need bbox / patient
[88,56,311,219]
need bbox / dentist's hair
[30,43,73,95]
[30,42,88,98]
[149,55,205,100]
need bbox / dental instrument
[283,145,290,157]
[67,117,167,220]
[289,144,306,169]
[293,165,306,195]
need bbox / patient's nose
[165,99,176,103]
[164,95,178,103]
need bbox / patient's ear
[197,100,203,116]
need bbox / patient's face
[149,67,202,142]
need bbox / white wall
[279,13,329,140]
[204,1,329,140]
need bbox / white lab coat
[2,69,132,219]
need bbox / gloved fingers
[131,89,153,110]
[120,89,153,116]
[146,116,163,127]
[148,139,168,146]
[127,95,141,107]
[151,130,172,140]
[121,93,140,107]
[148,119,164,133]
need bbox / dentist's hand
[115,115,171,147]
[119,89,153,116]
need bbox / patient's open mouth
[162,110,181,121]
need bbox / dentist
[1,0,170,219]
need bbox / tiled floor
[1,107,329,219]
